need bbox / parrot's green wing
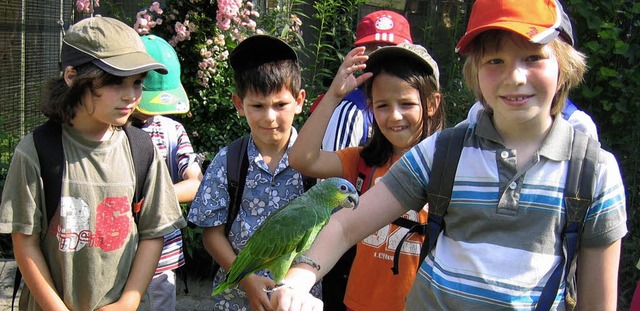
[212,177,359,296]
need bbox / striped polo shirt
[382,112,627,310]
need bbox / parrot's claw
[264,283,287,293]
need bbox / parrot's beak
[342,195,359,210]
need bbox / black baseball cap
[229,35,298,72]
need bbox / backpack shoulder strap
[355,158,374,195]
[33,120,64,224]
[536,129,599,310]
[16,120,64,310]
[423,125,469,262]
[391,125,468,275]
[225,135,250,237]
[123,125,155,222]
[210,136,249,277]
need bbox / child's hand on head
[327,47,372,100]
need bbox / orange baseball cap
[354,10,413,46]
[455,0,574,54]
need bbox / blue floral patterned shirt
[188,130,321,310]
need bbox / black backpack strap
[33,120,64,225]
[391,125,468,275]
[356,159,420,230]
[391,220,427,275]
[357,157,423,274]
[225,136,250,237]
[211,136,250,277]
[536,130,599,310]
[11,267,21,310]
[355,159,374,195]
[423,125,469,264]
[123,125,155,223]
[15,120,64,310]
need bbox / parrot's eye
[340,185,348,192]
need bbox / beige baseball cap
[60,16,167,76]
[366,43,440,89]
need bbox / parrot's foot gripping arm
[264,283,289,293]
[264,255,321,293]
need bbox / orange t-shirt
[336,147,428,311]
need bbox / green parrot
[212,177,359,295]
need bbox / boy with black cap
[269,0,626,309]
[0,16,186,310]
[187,35,321,310]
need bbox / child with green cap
[0,17,186,310]
[131,34,203,311]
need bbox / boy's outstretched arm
[289,47,372,179]
[577,240,621,310]
[12,233,70,310]
[98,237,163,311]
[203,226,275,311]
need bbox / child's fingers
[355,71,373,86]
[346,46,367,57]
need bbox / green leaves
[567,0,640,308]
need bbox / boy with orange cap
[269,1,626,309]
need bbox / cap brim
[455,22,561,54]
[138,83,190,115]
[354,34,409,47]
[366,45,439,89]
[93,51,168,76]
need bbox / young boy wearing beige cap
[0,17,186,310]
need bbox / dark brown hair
[233,59,301,99]
[41,63,126,125]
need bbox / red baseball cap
[455,0,574,54]
[354,10,413,47]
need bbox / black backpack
[11,120,154,310]
[392,124,598,311]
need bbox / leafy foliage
[564,0,640,308]
[302,0,367,98]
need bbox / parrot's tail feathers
[212,283,227,296]
[232,269,251,284]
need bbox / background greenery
[0,0,638,307]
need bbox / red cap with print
[354,10,413,46]
[455,0,574,54]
